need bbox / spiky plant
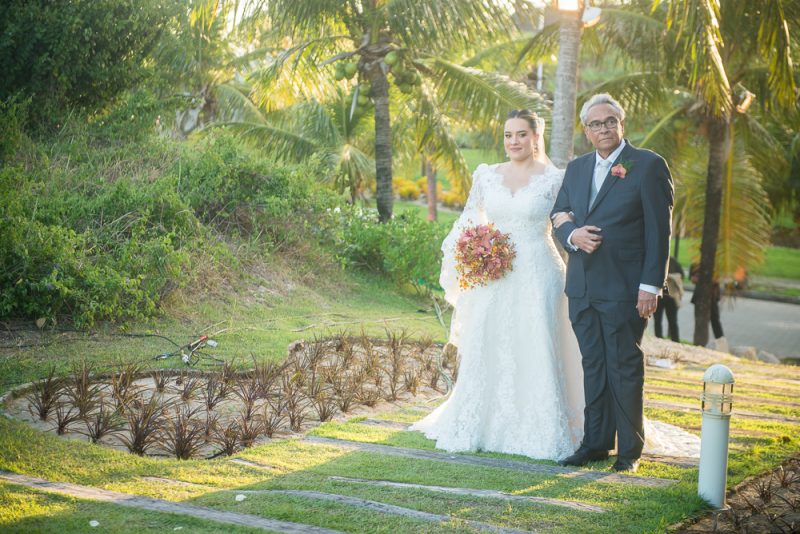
[26,365,64,421]
[66,360,103,417]
[178,373,201,403]
[110,362,142,414]
[119,395,168,456]
[237,412,264,448]
[150,369,170,394]
[259,396,287,438]
[232,377,261,421]
[161,405,206,460]
[202,372,229,411]
[81,399,126,444]
[210,420,241,457]
[249,356,286,398]
[52,401,81,435]
[281,371,308,432]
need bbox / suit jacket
[551,141,674,302]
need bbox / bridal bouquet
[455,223,516,289]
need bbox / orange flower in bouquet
[455,223,516,289]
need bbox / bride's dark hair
[507,109,543,134]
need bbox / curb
[683,285,800,306]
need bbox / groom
[551,93,674,473]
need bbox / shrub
[0,0,175,125]
[439,190,465,209]
[415,177,444,198]
[0,129,339,326]
[393,178,421,200]
[326,207,447,294]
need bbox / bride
[411,110,699,461]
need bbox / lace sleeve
[439,164,489,306]
[549,165,565,200]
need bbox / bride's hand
[551,211,575,228]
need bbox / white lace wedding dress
[411,163,700,461]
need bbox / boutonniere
[611,160,633,179]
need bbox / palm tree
[609,0,798,346]
[550,4,585,168]
[243,0,545,221]
[516,0,798,345]
[215,86,377,202]
[154,0,241,137]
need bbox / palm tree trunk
[425,158,438,221]
[550,8,583,168]
[693,114,730,346]
[371,66,393,222]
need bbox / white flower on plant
[333,206,341,214]
[235,494,247,502]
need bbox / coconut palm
[241,0,546,221]
[595,0,798,345]
[516,0,798,345]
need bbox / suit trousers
[569,298,647,460]
[654,296,680,342]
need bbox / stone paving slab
[233,489,535,534]
[355,418,698,468]
[302,436,677,488]
[0,471,342,534]
[646,399,800,424]
[645,385,800,409]
[327,475,606,513]
[646,371,800,397]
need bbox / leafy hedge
[322,206,448,295]
[0,125,337,327]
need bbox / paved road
[648,291,800,360]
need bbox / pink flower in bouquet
[455,223,516,290]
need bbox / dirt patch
[675,457,800,533]
[2,334,455,460]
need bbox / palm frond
[258,0,346,39]
[578,71,669,118]
[386,0,517,54]
[410,83,472,196]
[215,121,319,162]
[658,0,732,115]
[750,1,795,109]
[513,23,561,69]
[247,36,350,111]
[427,58,547,133]
[214,81,264,123]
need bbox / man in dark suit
[550,93,674,473]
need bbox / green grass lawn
[1,197,798,532]
[672,238,800,281]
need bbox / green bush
[178,133,338,246]
[326,207,447,294]
[0,0,175,124]
[0,129,337,327]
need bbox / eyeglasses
[585,117,619,132]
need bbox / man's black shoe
[611,458,640,473]
[558,448,609,467]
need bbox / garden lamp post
[698,364,734,508]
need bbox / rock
[730,346,758,360]
[757,350,781,364]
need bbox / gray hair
[579,93,626,125]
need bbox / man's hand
[571,226,603,254]
[551,211,575,229]
[636,290,658,318]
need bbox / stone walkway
[302,436,678,488]
[0,471,341,534]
